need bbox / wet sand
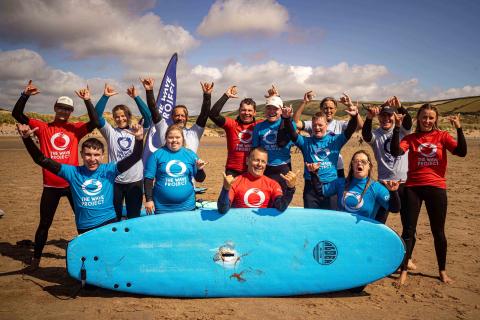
[0,135,479,319]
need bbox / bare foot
[394,270,408,288]
[407,259,417,270]
[439,270,454,284]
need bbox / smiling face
[321,99,337,122]
[173,107,188,128]
[312,116,328,138]
[165,128,184,152]
[265,105,282,122]
[418,108,437,132]
[351,152,371,179]
[247,148,268,178]
[113,109,129,129]
[239,103,256,124]
[53,105,73,122]
[81,147,104,171]
[379,112,394,130]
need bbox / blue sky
[1,0,479,114]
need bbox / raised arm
[217,173,235,214]
[390,113,406,157]
[361,106,379,142]
[209,85,238,127]
[386,96,412,131]
[75,85,100,131]
[127,85,151,128]
[343,104,359,140]
[340,93,363,131]
[293,91,315,130]
[448,114,467,157]
[12,80,40,124]
[116,124,144,173]
[278,106,298,147]
[195,82,213,127]
[17,124,61,174]
[140,78,161,124]
[94,83,118,128]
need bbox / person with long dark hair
[390,104,467,286]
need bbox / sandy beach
[0,135,479,320]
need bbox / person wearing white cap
[252,86,296,192]
[12,80,99,271]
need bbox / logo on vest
[418,143,437,157]
[50,132,70,151]
[313,148,331,162]
[262,129,277,145]
[166,160,187,178]
[81,179,103,196]
[117,137,132,151]
[342,191,364,212]
[238,129,253,144]
[243,188,266,208]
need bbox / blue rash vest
[58,163,118,230]
[252,118,295,166]
[323,177,391,219]
[144,146,198,213]
[295,132,347,182]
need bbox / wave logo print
[418,143,437,157]
[50,132,70,151]
[165,160,187,178]
[313,148,330,162]
[342,191,364,212]
[262,129,277,145]
[81,179,103,196]
[117,137,132,151]
[243,188,266,208]
[238,129,253,144]
[313,241,338,265]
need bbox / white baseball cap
[265,96,283,109]
[55,96,74,110]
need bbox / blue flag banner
[143,53,178,163]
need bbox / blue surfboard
[66,208,405,297]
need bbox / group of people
[13,79,466,288]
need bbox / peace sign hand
[23,80,40,96]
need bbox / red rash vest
[222,118,261,172]
[229,172,283,208]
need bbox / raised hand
[200,82,214,94]
[305,162,320,173]
[222,172,235,190]
[381,180,400,191]
[447,113,461,129]
[366,105,380,119]
[16,123,38,138]
[345,104,359,117]
[75,85,91,100]
[280,170,298,188]
[303,90,315,103]
[104,83,118,97]
[196,159,209,170]
[145,201,155,215]
[126,85,138,99]
[393,112,405,127]
[140,78,154,91]
[339,92,354,107]
[385,96,401,108]
[123,123,144,140]
[23,80,40,96]
[264,84,279,98]
[225,85,238,98]
[281,104,293,118]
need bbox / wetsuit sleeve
[133,96,152,128]
[117,139,143,173]
[195,93,211,128]
[272,187,295,212]
[282,116,298,143]
[217,188,231,214]
[144,178,154,202]
[145,90,161,124]
[362,118,373,143]
[12,93,30,124]
[390,127,405,157]
[397,106,412,131]
[452,128,467,157]
[277,117,293,147]
[84,98,100,132]
[252,126,260,148]
[209,94,228,127]
[22,136,61,174]
[195,169,206,183]
[387,190,400,213]
[343,114,358,140]
[95,95,109,128]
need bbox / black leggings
[114,180,143,220]
[264,163,292,193]
[34,187,74,259]
[401,186,448,271]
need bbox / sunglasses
[352,159,370,165]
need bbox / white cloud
[191,66,223,80]
[431,85,480,100]
[0,0,198,63]
[197,0,289,37]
